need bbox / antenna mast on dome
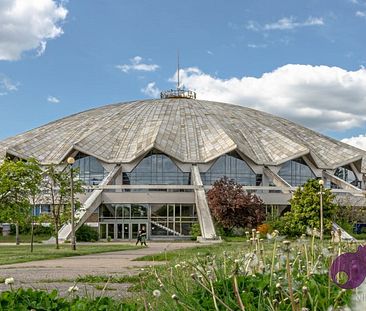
[160,52,196,99]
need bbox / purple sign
[330,245,366,289]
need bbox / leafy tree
[41,164,83,249]
[207,177,265,232]
[0,158,42,245]
[279,179,338,236]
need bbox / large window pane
[74,153,107,185]
[278,158,315,187]
[123,151,190,185]
[201,152,260,186]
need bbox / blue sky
[1,0,366,148]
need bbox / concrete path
[0,242,201,298]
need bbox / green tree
[279,179,338,236]
[42,164,83,249]
[207,177,265,232]
[0,158,42,245]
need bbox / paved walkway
[0,242,201,298]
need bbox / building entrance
[99,221,148,240]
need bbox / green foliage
[0,159,42,224]
[42,164,85,248]
[139,239,353,310]
[189,223,201,240]
[277,179,337,236]
[0,288,140,310]
[76,225,99,242]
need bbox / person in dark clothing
[140,226,147,246]
[136,230,142,245]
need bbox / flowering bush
[257,223,271,235]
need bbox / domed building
[1,90,365,241]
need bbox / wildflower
[4,277,14,285]
[68,285,79,292]
[174,264,181,269]
[275,283,281,289]
[153,289,161,298]
[172,294,179,300]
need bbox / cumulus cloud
[172,64,366,131]
[47,96,60,103]
[247,16,324,32]
[116,56,159,73]
[356,11,366,17]
[141,82,160,98]
[0,74,18,95]
[0,0,68,61]
[342,135,366,151]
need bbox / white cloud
[0,74,18,95]
[247,16,324,32]
[141,82,160,98]
[264,16,324,30]
[342,135,366,151]
[173,64,366,131]
[247,43,267,49]
[47,96,60,103]
[356,11,366,17]
[116,56,159,73]
[0,0,68,61]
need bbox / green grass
[0,234,52,243]
[0,244,141,265]
[134,242,244,261]
[76,274,142,284]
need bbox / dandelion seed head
[68,285,79,292]
[4,277,14,285]
[153,289,161,298]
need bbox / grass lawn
[0,243,140,265]
[0,234,51,244]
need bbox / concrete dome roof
[0,98,365,171]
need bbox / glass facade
[150,203,197,236]
[73,153,107,185]
[201,152,261,186]
[333,165,361,188]
[122,151,190,185]
[278,158,315,186]
[98,203,197,238]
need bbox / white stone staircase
[191,165,218,240]
[58,165,120,241]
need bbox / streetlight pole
[67,157,76,250]
[319,179,324,241]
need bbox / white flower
[172,294,178,300]
[4,277,14,285]
[153,289,161,298]
[68,285,79,292]
[174,264,181,269]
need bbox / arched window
[334,165,360,188]
[73,153,107,185]
[122,151,190,185]
[201,152,261,186]
[278,158,315,186]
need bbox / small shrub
[189,223,201,240]
[75,225,99,242]
[257,223,271,235]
